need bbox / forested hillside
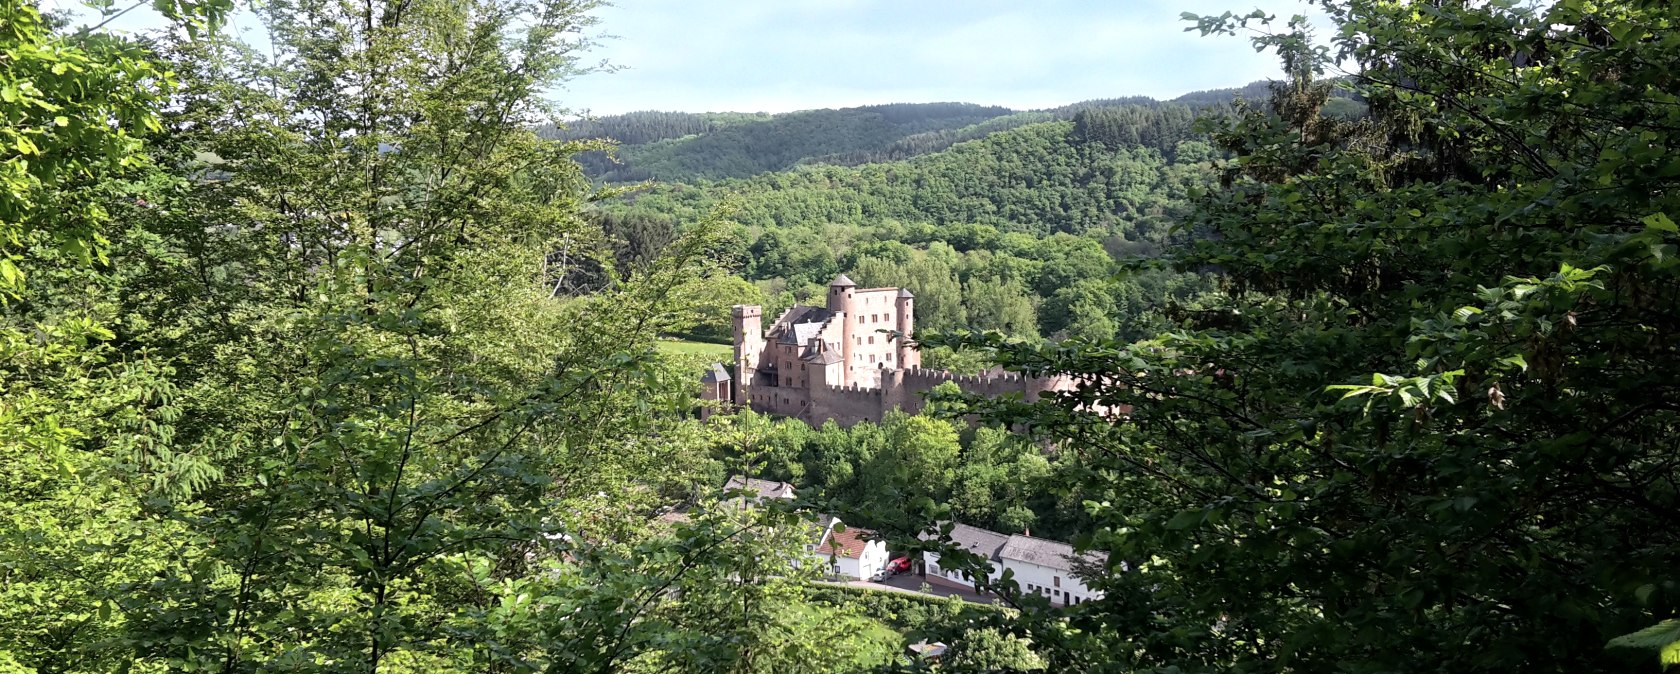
[549,83,1281,183]
[543,103,1015,182]
[608,113,1214,236]
[586,104,1223,351]
[571,86,1303,350]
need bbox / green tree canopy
[924,1,1680,671]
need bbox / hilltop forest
[5,0,1680,672]
[564,81,1367,354]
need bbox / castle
[701,274,1072,427]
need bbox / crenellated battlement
[822,382,880,396]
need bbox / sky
[44,0,1328,115]
[560,0,1326,115]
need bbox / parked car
[868,571,887,582]
[886,556,912,574]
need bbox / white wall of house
[858,540,889,579]
[825,540,888,580]
[1003,559,1100,606]
[925,552,1100,605]
[922,551,1002,588]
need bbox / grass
[656,339,732,360]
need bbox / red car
[886,556,912,574]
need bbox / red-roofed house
[811,523,889,580]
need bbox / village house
[715,476,888,581]
[921,522,1008,589]
[811,522,890,580]
[723,475,797,502]
[998,534,1106,606]
[922,522,1105,606]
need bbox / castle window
[858,316,865,324]
[887,353,893,361]
[868,355,875,363]
[867,336,874,344]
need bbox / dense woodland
[586,106,1229,350]
[710,408,1093,543]
[5,0,1680,672]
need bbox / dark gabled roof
[829,273,857,288]
[771,306,832,345]
[921,522,1009,561]
[802,347,843,365]
[783,321,825,346]
[897,287,914,299]
[775,305,824,326]
[723,475,795,500]
[700,362,731,383]
[998,534,1107,572]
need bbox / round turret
[829,275,858,383]
[895,288,918,369]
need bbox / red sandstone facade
[706,274,1073,427]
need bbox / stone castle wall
[891,368,1043,418]
[811,383,886,427]
[791,367,1064,427]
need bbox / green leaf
[1165,510,1204,530]
[1607,620,1680,657]
[1643,213,1678,233]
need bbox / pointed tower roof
[897,288,914,299]
[829,273,857,288]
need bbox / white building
[812,523,890,580]
[922,522,1105,606]
[998,534,1104,606]
[922,522,1008,589]
[710,476,890,582]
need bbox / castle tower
[882,367,906,416]
[732,304,764,404]
[827,274,857,385]
[895,288,920,369]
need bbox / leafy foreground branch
[924,1,1680,671]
